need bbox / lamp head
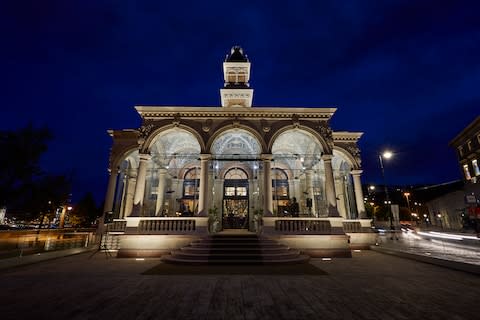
[382,151,393,159]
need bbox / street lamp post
[404,192,412,222]
[379,151,393,229]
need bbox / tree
[69,192,101,227]
[0,124,71,221]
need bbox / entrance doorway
[223,168,249,229]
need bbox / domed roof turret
[225,46,249,62]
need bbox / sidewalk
[0,246,95,271]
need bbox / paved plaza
[1,249,479,320]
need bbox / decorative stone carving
[202,119,212,132]
[318,121,333,138]
[232,116,240,127]
[261,119,270,133]
[335,142,362,166]
[139,123,155,139]
[292,114,300,128]
[172,113,181,126]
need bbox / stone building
[102,47,374,257]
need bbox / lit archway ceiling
[211,129,262,156]
[150,129,201,168]
[272,130,324,169]
[332,150,353,171]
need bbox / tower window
[472,159,480,176]
[463,164,471,180]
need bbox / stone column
[119,174,127,218]
[262,154,273,216]
[335,175,348,219]
[198,154,211,216]
[305,169,316,216]
[103,169,118,215]
[124,176,136,217]
[322,154,339,217]
[132,153,151,216]
[155,168,168,216]
[351,169,367,219]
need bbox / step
[161,255,310,265]
[193,238,278,243]
[160,234,310,265]
[180,247,290,254]
[170,251,301,261]
[189,242,285,248]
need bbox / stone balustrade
[342,221,362,233]
[108,220,127,232]
[137,219,197,234]
[274,219,332,234]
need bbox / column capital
[321,154,333,161]
[261,153,273,161]
[139,153,151,162]
[159,168,168,174]
[350,169,363,176]
[199,153,211,161]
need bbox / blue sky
[1,0,479,203]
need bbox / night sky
[1,1,479,203]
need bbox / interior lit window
[463,164,471,180]
[236,187,247,196]
[472,159,480,176]
[225,187,235,196]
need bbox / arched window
[227,71,236,83]
[224,168,248,197]
[183,167,200,198]
[224,168,248,180]
[272,168,290,215]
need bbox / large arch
[206,127,264,229]
[144,124,206,153]
[332,149,357,219]
[267,125,331,154]
[207,124,266,155]
[271,129,327,216]
[333,146,360,170]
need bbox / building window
[477,134,480,144]
[225,187,235,196]
[458,146,463,156]
[463,164,471,180]
[467,140,472,151]
[473,159,480,176]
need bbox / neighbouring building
[423,116,480,230]
[450,116,480,184]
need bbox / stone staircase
[161,233,310,265]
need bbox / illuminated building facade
[450,116,480,184]
[104,46,367,233]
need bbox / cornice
[135,106,337,120]
[332,131,363,142]
[108,129,139,139]
[449,116,480,147]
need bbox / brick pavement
[1,250,479,320]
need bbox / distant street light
[404,192,412,221]
[379,151,394,229]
